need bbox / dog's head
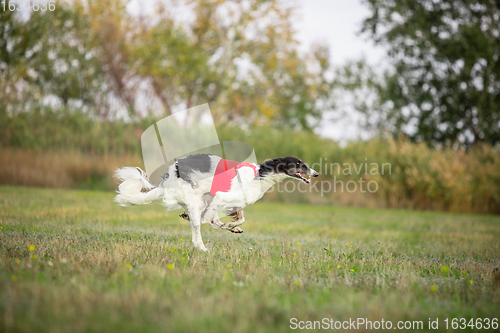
[259,156,319,183]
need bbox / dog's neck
[256,170,289,193]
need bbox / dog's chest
[210,159,257,196]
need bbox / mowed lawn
[0,186,499,332]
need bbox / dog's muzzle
[295,168,319,184]
[310,169,319,178]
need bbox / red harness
[210,159,257,196]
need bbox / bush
[1,110,499,214]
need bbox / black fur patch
[258,157,310,177]
[177,154,212,176]
[258,158,284,177]
[175,162,180,178]
[176,154,212,187]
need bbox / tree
[362,0,500,146]
[0,1,120,118]
[27,5,106,109]
[2,0,333,129]
[131,0,334,130]
[0,9,35,112]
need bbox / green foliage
[130,0,333,130]
[0,187,499,332]
[0,1,108,113]
[27,4,105,106]
[1,0,333,129]
[0,107,153,154]
[361,0,500,146]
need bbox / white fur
[115,167,182,210]
[115,167,163,206]
[114,159,313,252]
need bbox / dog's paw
[193,242,209,252]
[230,227,244,234]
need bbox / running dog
[115,155,318,251]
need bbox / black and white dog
[115,155,318,251]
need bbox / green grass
[0,186,499,332]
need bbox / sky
[295,0,387,142]
[296,0,385,66]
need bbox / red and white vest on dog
[210,159,258,196]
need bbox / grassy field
[0,186,499,332]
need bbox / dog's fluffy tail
[114,167,164,206]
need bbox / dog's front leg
[200,202,219,227]
[224,208,245,233]
[183,210,225,230]
[202,208,224,230]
